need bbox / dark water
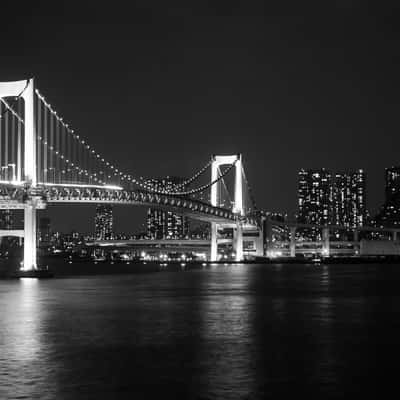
[1,263,400,399]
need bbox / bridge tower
[0,79,38,271]
[210,154,244,262]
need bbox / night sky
[1,1,399,233]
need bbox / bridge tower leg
[322,227,330,257]
[290,226,296,258]
[23,79,37,271]
[24,206,37,270]
[210,222,218,262]
[0,78,38,271]
[233,154,243,216]
[234,222,243,262]
[265,217,272,257]
[254,227,264,257]
[210,154,244,262]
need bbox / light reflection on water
[0,278,57,399]
[0,263,399,399]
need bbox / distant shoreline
[2,256,400,279]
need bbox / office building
[374,166,400,228]
[298,168,332,226]
[147,176,189,239]
[95,204,113,240]
[333,170,366,228]
[297,168,366,239]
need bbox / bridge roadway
[87,238,233,253]
[0,183,258,227]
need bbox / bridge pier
[322,227,330,257]
[234,222,243,262]
[290,226,296,258]
[254,228,264,257]
[264,218,273,257]
[210,222,218,261]
[23,205,37,270]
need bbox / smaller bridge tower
[210,154,244,262]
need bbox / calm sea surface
[1,263,399,399]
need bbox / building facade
[297,168,366,239]
[146,176,189,239]
[298,168,332,226]
[373,166,400,228]
[95,204,113,240]
[332,170,366,228]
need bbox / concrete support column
[210,222,218,261]
[290,226,296,258]
[265,218,272,256]
[233,155,243,216]
[235,222,243,262]
[322,227,330,257]
[255,228,264,257]
[23,205,37,270]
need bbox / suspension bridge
[0,78,261,272]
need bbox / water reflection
[198,267,256,398]
[0,279,56,399]
[0,264,399,399]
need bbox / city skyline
[42,163,399,234]
[1,2,399,232]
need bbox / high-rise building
[298,168,332,226]
[385,167,400,201]
[297,168,366,239]
[373,166,400,228]
[333,170,366,228]
[146,176,189,239]
[95,205,113,240]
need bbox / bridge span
[0,78,261,271]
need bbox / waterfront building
[298,168,332,226]
[373,166,400,228]
[297,168,366,239]
[95,204,113,240]
[333,170,366,228]
[147,176,189,239]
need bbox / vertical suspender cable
[11,112,15,181]
[17,100,22,182]
[66,127,70,182]
[43,102,48,183]
[4,110,8,175]
[55,119,60,183]
[37,98,41,183]
[73,133,76,183]
[61,124,65,182]
[50,109,54,182]
[0,102,2,173]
